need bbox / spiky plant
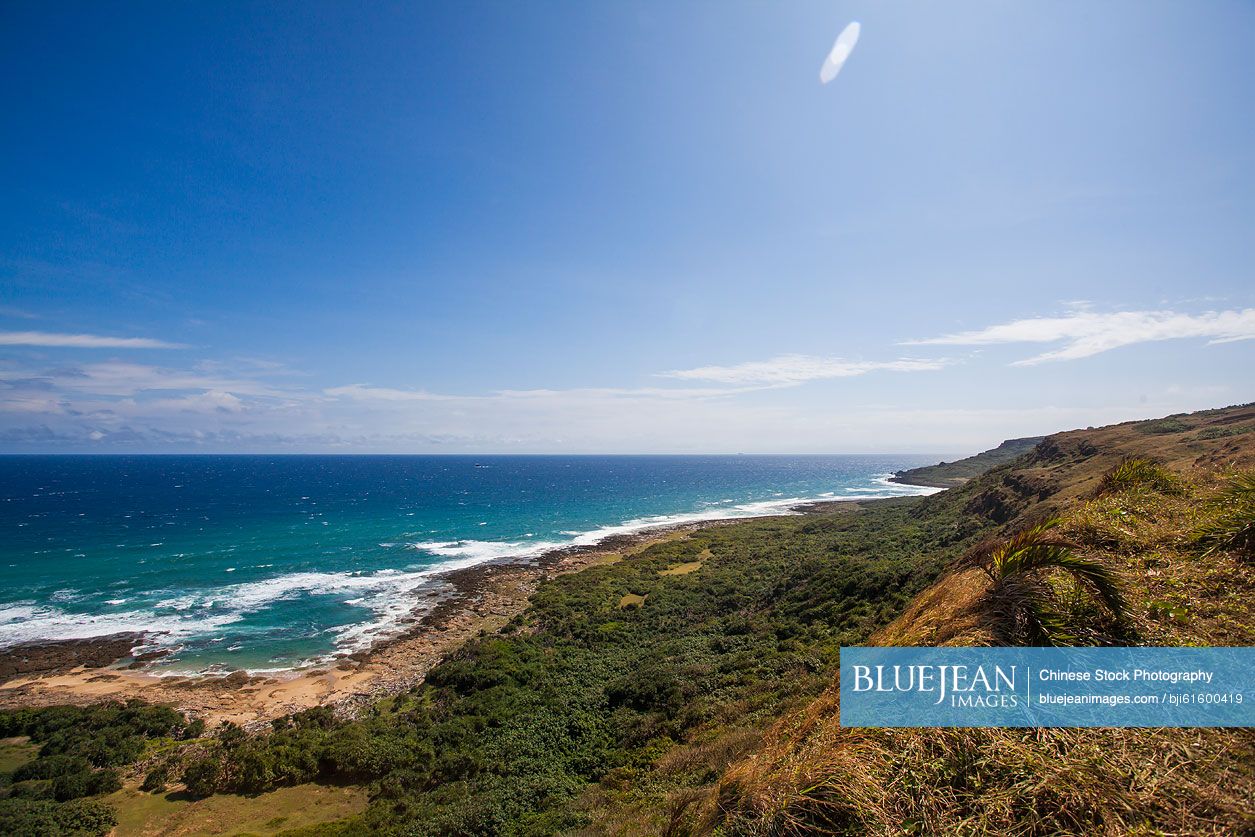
[983,519,1127,645]
[1097,457,1183,496]
[1193,470,1255,560]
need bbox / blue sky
[1,1,1252,453]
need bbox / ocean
[0,454,940,674]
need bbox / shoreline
[0,496,923,728]
[0,519,745,727]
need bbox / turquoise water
[0,455,939,673]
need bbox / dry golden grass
[709,717,1254,836]
[869,568,995,648]
[660,561,704,577]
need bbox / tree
[181,757,222,798]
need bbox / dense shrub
[8,751,123,803]
[140,763,170,794]
[181,757,223,798]
[0,797,116,836]
[12,755,91,783]
[0,701,195,822]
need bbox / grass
[1193,470,1255,560]
[658,548,712,577]
[713,724,1254,836]
[1096,457,1184,496]
[705,439,1255,835]
[105,782,367,836]
[659,562,703,577]
[0,737,36,776]
[1197,424,1254,440]
[1065,473,1255,646]
[617,593,647,609]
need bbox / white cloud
[908,308,1255,365]
[4,362,289,398]
[0,306,38,320]
[0,330,186,349]
[326,384,750,403]
[659,354,947,386]
[136,391,247,415]
[324,384,455,402]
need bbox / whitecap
[0,604,242,649]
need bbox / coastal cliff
[890,435,1044,488]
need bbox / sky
[1,1,1252,454]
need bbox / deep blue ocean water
[0,455,939,673]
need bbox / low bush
[1194,470,1255,560]
[1097,458,1183,496]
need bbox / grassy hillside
[709,404,1255,835]
[890,436,1044,488]
[2,404,1252,836]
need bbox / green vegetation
[1096,457,1183,496]
[132,499,990,835]
[0,797,117,836]
[0,737,37,775]
[105,783,368,837]
[1196,423,1254,440]
[658,560,703,576]
[1134,417,1192,435]
[0,701,201,835]
[982,519,1127,645]
[1194,470,1255,560]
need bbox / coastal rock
[222,670,251,687]
[0,633,145,682]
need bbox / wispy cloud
[908,308,1255,365]
[659,354,947,386]
[0,306,38,320]
[325,383,751,404]
[1,362,289,398]
[0,330,186,349]
[324,384,456,402]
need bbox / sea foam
[0,459,942,673]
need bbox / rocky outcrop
[0,634,150,681]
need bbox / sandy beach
[0,521,729,729]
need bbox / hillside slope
[706,403,1255,835]
[890,436,1044,488]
